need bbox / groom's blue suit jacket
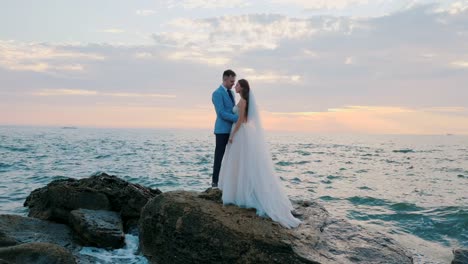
[212,85,238,134]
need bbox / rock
[139,189,413,264]
[452,249,468,264]
[0,242,76,264]
[24,178,111,223]
[69,209,125,249]
[24,172,161,228]
[199,188,222,202]
[0,215,79,252]
[0,231,17,247]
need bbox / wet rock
[139,189,412,264]
[24,172,161,228]
[0,242,76,264]
[0,214,79,252]
[69,209,125,249]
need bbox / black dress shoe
[211,182,218,188]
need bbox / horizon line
[0,124,466,136]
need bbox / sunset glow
[1,1,467,134]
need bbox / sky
[1,0,468,134]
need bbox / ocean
[0,126,466,263]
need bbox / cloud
[0,40,103,74]
[153,15,318,52]
[4,63,84,73]
[165,0,250,9]
[33,89,176,98]
[151,14,325,67]
[272,0,370,10]
[0,41,105,61]
[451,61,468,68]
[104,92,176,98]
[344,56,354,65]
[34,89,98,96]
[136,9,156,16]
[1,2,468,133]
[265,105,468,134]
[135,52,154,59]
[166,51,230,65]
[273,106,414,116]
[422,106,468,113]
[436,1,468,14]
[243,68,301,83]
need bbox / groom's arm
[212,91,238,123]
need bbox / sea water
[0,126,466,263]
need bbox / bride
[218,79,301,229]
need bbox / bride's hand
[229,137,233,144]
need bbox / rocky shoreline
[1,173,159,263]
[0,173,465,263]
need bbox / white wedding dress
[218,92,301,229]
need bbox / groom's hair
[223,69,236,79]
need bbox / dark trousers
[212,133,230,184]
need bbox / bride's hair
[238,79,250,119]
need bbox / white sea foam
[79,234,149,264]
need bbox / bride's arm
[229,99,246,143]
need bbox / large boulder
[139,188,413,264]
[24,172,161,228]
[452,249,468,264]
[0,242,76,264]
[69,209,125,249]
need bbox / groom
[211,69,238,188]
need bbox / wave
[79,234,148,264]
[347,196,390,207]
[353,207,468,247]
[95,154,112,159]
[356,169,368,173]
[435,167,468,174]
[311,151,326,154]
[275,160,311,166]
[194,158,210,165]
[0,145,31,152]
[346,197,468,247]
[0,163,12,169]
[290,177,302,183]
[319,195,341,201]
[294,150,311,156]
[321,179,332,184]
[326,175,342,180]
[393,149,415,153]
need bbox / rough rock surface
[139,188,413,264]
[69,209,125,249]
[0,242,76,264]
[24,172,161,228]
[0,214,79,252]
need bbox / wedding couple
[211,69,301,229]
